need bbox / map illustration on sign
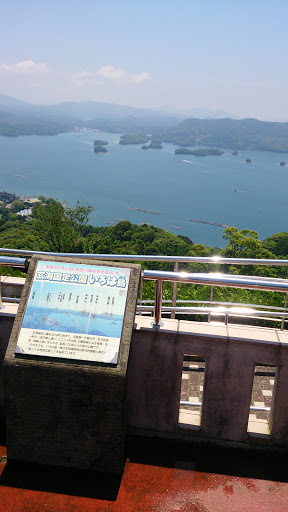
[15,260,131,364]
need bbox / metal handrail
[0,255,27,268]
[143,270,288,292]
[1,250,288,328]
[142,270,288,326]
[1,248,288,266]
[180,401,270,413]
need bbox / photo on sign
[15,261,131,364]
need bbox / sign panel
[15,260,131,364]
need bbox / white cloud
[72,65,151,86]
[128,72,151,84]
[0,60,48,74]
[96,65,125,79]
[72,71,103,87]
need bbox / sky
[0,0,288,121]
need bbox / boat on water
[234,190,248,193]
[189,218,230,228]
[15,175,24,178]
[128,208,160,215]
[171,226,181,229]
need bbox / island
[161,117,288,153]
[280,161,286,166]
[94,145,108,153]
[119,133,150,145]
[94,140,108,145]
[246,158,252,163]
[148,142,163,149]
[141,140,163,150]
[175,147,224,156]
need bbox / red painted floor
[0,439,288,512]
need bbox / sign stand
[4,255,141,474]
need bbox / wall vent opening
[178,355,205,428]
[247,363,276,436]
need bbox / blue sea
[22,305,123,337]
[0,130,287,247]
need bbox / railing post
[138,273,144,316]
[208,285,214,323]
[281,292,288,330]
[0,277,2,309]
[154,279,163,326]
[171,261,179,319]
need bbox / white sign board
[15,260,131,364]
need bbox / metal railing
[142,270,288,327]
[1,248,288,328]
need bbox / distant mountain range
[0,93,288,152]
[0,93,183,135]
[156,105,240,120]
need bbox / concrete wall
[1,276,25,299]
[1,299,288,450]
[126,318,288,449]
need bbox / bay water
[0,130,287,248]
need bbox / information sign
[15,260,131,364]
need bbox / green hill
[161,117,288,153]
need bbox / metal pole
[208,285,214,323]
[154,280,163,326]
[138,273,144,316]
[171,261,179,319]
[281,292,288,330]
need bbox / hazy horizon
[1,1,288,122]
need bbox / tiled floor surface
[179,358,275,433]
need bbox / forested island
[142,141,163,150]
[175,147,224,156]
[94,140,108,146]
[160,117,288,153]
[94,145,108,153]
[119,134,150,145]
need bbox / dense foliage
[119,133,150,145]
[175,147,224,156]
[1,198,288,327]
[160,117,288,153]
[94,145,108,153]
[0,110,72,137]
[93,140,108,145]
[147,142,163,149]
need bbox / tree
[263,232,288,257]
[10,200,25,213]
[0,227,43,250]
[222,227,277,276]
[33,199,93,253]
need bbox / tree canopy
[263,232,288,257]
[33,199,93,252]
